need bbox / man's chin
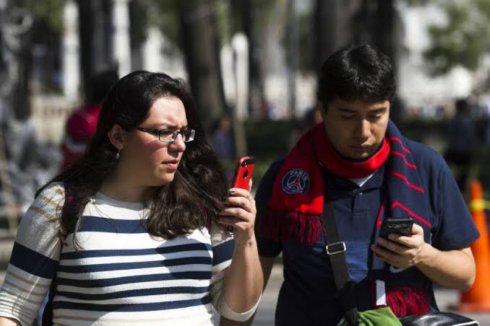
[343,150,372,162]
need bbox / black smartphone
[232,156,255,190]
[379,217,414,239]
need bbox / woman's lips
[164,160,179,170]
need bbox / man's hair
[317,44,396,107]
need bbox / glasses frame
[136,127,196,143]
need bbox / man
[252,44,479,325]
[444,97,478,192]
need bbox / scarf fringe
[262,210,322,245]
[386,286,430,317]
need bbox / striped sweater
[0,183,236,325]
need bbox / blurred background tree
[423,0,490,76]
[2,0,490,207]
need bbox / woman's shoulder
[28,181,66,223]
[36,181,65,203]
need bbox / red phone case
[232,156,255,189]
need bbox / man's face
[321,98,390,161]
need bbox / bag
[400,312,479,326]
[339,309,480,326]
[338,307,402,326]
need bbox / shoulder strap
[322,199,359,326]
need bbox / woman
[0,71,262,325]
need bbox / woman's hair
[44,71,228,241]
[317,44,396,108]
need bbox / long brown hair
[41,71,228,242]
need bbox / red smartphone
[232,156,255,189]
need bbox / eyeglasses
[136,127,196,143]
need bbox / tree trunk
[178,0,227,135]
[77,0,113,101]
[374,0,396,68]
[238,0,265,119]
[313,0,336,72]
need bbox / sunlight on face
[123,96,189,186]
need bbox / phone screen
[232,156,255,189]
[379,217,414,239]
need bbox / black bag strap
[322,199,359,326]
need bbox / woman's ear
[107,124,126,151]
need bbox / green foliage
[298,11,313,71]
[145,0,230,51]
[215,0,232,43]
[18,0,63,32]
[129,1,151,46]
[145,0,181,46]
[423,0,490,76]
[243,119,295,189]
[245,119,295,161]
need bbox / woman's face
[119,96,189,187]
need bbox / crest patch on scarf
[281,168,310,194]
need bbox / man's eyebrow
[337,107,357,113]
[370,107,388,114]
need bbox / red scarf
[262,122,432,317]
[268,123,389,217]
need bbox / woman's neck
[99,177,148,203]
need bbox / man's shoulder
[402,137,448,177]
[404,137,444,162]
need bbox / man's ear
[107,124,126,151]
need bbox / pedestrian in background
[250,44,478,325]
[0,71,262,325]
[59,69,119,171]
[444,97,479,193]
[211,114,235,163]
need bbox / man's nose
[355,119,371,139]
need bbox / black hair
[317,44,396,108]
[42,71,228,242]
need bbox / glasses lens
[158,130,174,142]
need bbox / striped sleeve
[0,182,64,325]
[208,223,234,315]
[209,225,260,321]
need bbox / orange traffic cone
[455,179,490,312]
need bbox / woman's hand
[218,185,262,318]
[218,187,257,243]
